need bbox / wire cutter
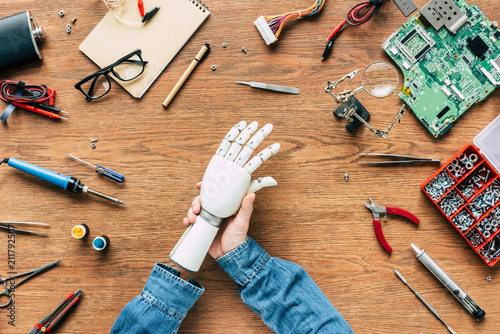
[364,197,420,253]
[30,289,83,334]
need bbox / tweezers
[0,222,49,236]
[358,153,440,164]
[235,81,300,94]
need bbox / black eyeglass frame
[75,49,148,100]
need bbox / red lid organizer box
[422,115,500,266]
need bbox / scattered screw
[71,17,77,24]
[242,47,247,53]
[91,143,96,149]
[344,173,349,181]
[91,139,98,143]
[222,43,227,48]
[66,28,71,34]
[487,276,491,282]
[211,65,216,71]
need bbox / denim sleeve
[110,263,204,334]
[217,237,354,334]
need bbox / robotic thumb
[247,177,277,194]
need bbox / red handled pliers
[364,197,420,253]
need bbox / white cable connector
[254,16,278,45]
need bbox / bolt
[71,17,77,24]
[211,65,216,71]
[344,173,348,181]
[59,10,64,17]
[222,43,227,48]
[242,47,247,53]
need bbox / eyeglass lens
[112,54,145,81]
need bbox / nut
[487,276,492,282]
[222,43,227,48]
[66,28,71,34]
[59,10,64,17]
[67,24,71,28]
[91,143,96,148]
[211,65,216,71]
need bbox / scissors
[0,259,61,308]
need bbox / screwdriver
[65,154,125,183]
[1,158,126,205]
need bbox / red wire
[0,80,54,104]
[326,1,377,40]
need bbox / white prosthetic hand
[169,121,280,272]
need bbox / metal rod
[0,224,48,236]
[395,269,456,334]
[85,187,127,205]
[65,153,96,169]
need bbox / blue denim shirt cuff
[141,263,204,321]
[216,236,270,287]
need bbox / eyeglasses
[75,49,148,100]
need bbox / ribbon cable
[1,81,25,123]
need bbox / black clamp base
[333,97,370,133]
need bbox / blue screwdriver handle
[7,158,72,190]
[96,165,125,183]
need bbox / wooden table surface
[1,0,499,333]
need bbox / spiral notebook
[79,0,210,98]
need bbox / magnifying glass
[354,60,399,98]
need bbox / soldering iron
[1,158,126,205]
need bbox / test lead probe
[322,0,385,61]
[1,158,126,205]
[65,153,125,183]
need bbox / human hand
[183,182,255,259]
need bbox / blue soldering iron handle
[97,165,125,183]
[7,158,72,190]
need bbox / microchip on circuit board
[382,0,500,138]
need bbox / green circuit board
[383,0,500,137]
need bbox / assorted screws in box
[424,171,455,201]
[422,144,500,266]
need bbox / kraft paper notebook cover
[79,0,210,98]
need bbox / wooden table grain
[0,0,499,333]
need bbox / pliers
[30,289,82,333]
[364,197,420,253]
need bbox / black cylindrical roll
[0,11,42,70]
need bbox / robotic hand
[169,121,280,272]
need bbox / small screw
[91,139,98,143]
[344,173,349,181]
[487,276,492,282]
[242,47,247,53]
[91,143,96,149]
[222,43,227,48]
[66,28,71,34]
[59,10,64,17]
[211,65,216,71]
[71,17,77,24]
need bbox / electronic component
[255,0,325,45]
[393,0,417,17]
[420,0,467,34]
[383,0,500,137]
[467,35,489,58]
[397,25,435,63]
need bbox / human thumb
[235,193,255,229]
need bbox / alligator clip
[364,196,420,253]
